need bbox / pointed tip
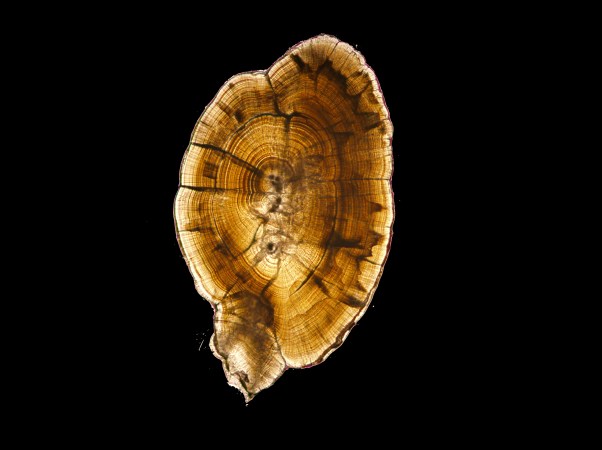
[242,390,255,404]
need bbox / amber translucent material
[174,34,393,401]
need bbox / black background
[73,19,520,436]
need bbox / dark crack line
[222,280,238,300]
[238,222,264,258]
[292,266,317,295]
[310,192,388,199]
[291,236,333,297]
[360,258,381,266]
[260,258,281,297]
[265,73,283,116]
[231,111,300,136]
[179,185,241,192]
[309,177,389,183]
[318,273,346,296]
[190,142,262,176]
